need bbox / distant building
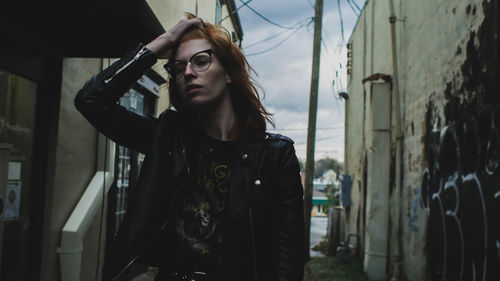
[343,0,500,281]
[312,174,340,216]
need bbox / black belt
[159,270,220,281]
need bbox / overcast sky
[236,0,365,162]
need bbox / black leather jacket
[74,44,305,281]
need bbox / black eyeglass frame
[164,49,213,80]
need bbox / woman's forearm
[74,43,158,154]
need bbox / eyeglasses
[164,49,213,80]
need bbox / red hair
[168,13,274,138]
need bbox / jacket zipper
[249,208,258,281]
[111,144,191,281]
[104,46,148,84]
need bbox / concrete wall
[40,58,100,281]
[345,0,500,280]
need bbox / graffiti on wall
[421,106,500,281]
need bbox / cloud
[238,0,314,29]
[239,0,364,161]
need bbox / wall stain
[408,187,420,232]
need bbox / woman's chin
[181,91,229,111]
[183,97,211,110]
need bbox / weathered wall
[345,0,500,280]
[344,0,392,266]
[419,0,500,280]
[40,58,100,281]
[421,110,500,281]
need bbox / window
[108,71,163,235]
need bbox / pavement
[310,216,328,257]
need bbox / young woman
[75,14,304,281]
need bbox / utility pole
[304,0,323,261]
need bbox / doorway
[0,69,38,281]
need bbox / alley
[310,216,328,257]
[2,0,500,281]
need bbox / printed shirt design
[175,151,231,266]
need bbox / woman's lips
[187,88,202,94]
[186,84,202,94]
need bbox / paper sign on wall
[5,181,21,221]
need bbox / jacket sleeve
[74,43,159,154]
[273,141,305,281]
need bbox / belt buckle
[191,271,208,281]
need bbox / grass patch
[305,256,369,281]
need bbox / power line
[245,25,305,56]
[321,23,336,51]
[243,17,312,49]
[346,0,360,16]
[319,26,340,101]
[220,0,254,22]
[296,134,344,145]
[244,29,292,49]
[317,23,347,125]
[334,95,345,122]
[295,148,342,153]
[350,0,362,12]
[320,37,330,56]
[337,0,345,42]
[307,0,315,9]
[238,0,303,30]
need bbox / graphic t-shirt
[172,134,235,273]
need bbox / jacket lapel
[226,137,265,221]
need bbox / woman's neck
[197,95,238,141]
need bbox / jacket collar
[176,110,267,161]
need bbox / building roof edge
[225,0,244,42]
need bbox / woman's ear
[226,73,232,83]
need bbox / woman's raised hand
[146,17,205,58]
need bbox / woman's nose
[184,62,196,76]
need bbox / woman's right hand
[146,17,205,58]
